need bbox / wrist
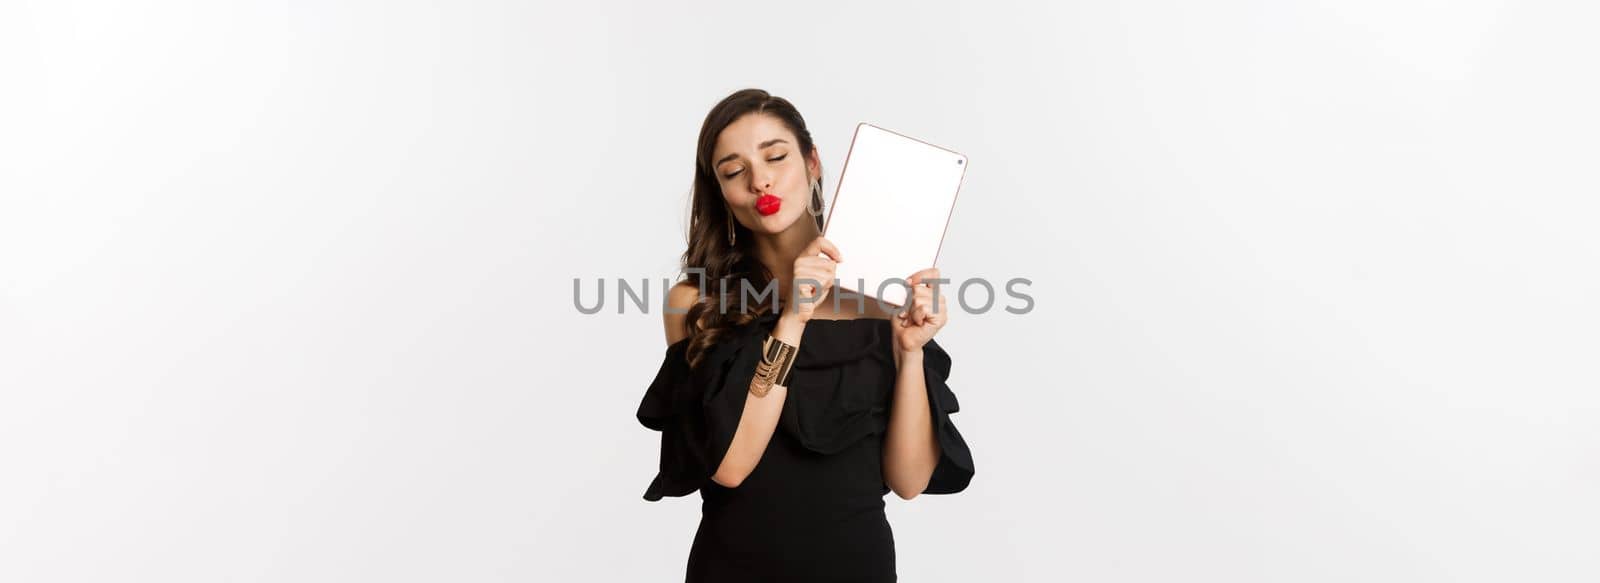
[773,311,806,345]
[894,345,923,369]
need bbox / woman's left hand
[892,267,949,356]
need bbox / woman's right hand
[788,237,842,323]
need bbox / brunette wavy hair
[678,88,826,369]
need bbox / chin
[756,211,795,231]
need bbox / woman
[637,88,975,582]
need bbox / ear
[807,149,822,179]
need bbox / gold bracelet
[751,335,798,397]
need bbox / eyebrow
[715,139,790,167]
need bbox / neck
[751,216,822,308]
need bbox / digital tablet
[821,123,968,308]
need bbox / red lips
[755,194,782,216]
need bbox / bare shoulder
[667,281,701,310]
[663,281,701,345]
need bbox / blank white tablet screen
[822,123,967,309]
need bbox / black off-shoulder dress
[637,310,975,583]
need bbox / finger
[802,254,837,272]
[906,267,939,287]
[811,275,834,303]
[794,258,832,274]
[794,265,837,293]
[798,259,837,279]
[800,236,823,257]
[794,277,820,299]
[815,237,843,263]
[795,263,835,283]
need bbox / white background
[3,1,1597,581]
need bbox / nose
[750,170,774,193]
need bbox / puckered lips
[755,193,782,216]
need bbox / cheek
[783,168,805,193]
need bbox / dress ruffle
[637,311,974,501]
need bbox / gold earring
[726,206,737,246]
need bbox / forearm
[883,348,941,499]
[712,312,806,488]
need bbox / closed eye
[722,154,787,179]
